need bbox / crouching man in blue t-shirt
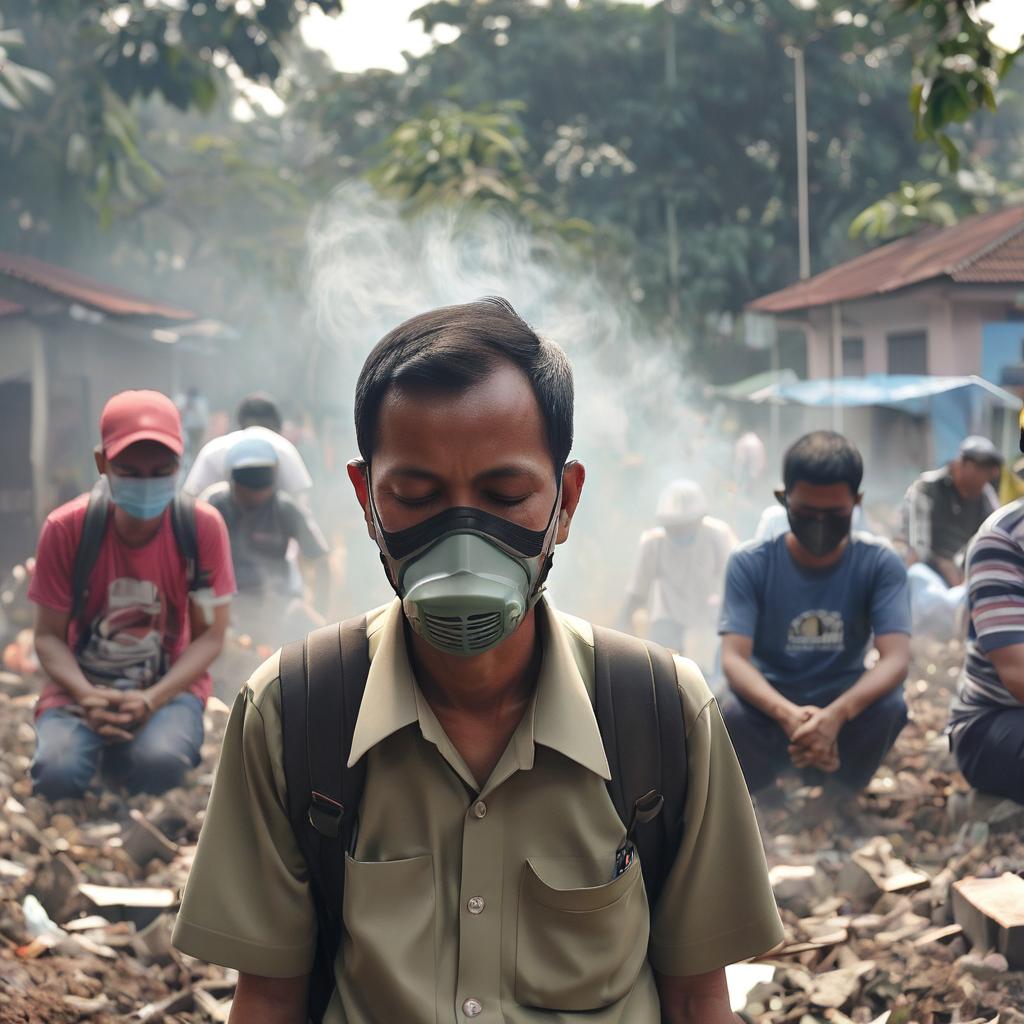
[719,431,912,794]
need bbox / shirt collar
[347,598,611,783]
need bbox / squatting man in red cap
[28,390,236,799]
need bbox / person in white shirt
[182,393,313,499]
[620,480,737,664]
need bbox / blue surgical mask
[107,473,178,521]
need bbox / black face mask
[786,509,852,557]
[232,466,276,490]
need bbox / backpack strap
[170,492,210,592]
[592,625,687,911]
[70,479,113,628]
[279,616,369,1024]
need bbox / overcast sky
[300,0,1024,74]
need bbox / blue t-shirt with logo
[718,533,911,705]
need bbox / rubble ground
[748,639,1024,1024]
[0,641,1022,1022]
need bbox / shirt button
[472,800,487,819]
[462,997,483,1017]
[467,896,485,915]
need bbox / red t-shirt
[29,493,236,718]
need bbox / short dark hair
[237,392,282,432]
[354,297,574,470]
[783,431,863,494]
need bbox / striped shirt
[901,466,998,566]
[951,499,1024,723]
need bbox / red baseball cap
[100,390,184,461]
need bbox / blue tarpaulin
[744,374,1020,464]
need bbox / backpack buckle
[308,791,344,838]
[625,790,664,846]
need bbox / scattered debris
[745,639,1024,1021]
[2,634,1023,1021]
[0,671,236,1021]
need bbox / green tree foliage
[849,180,958,239]
[395,0,930,345]
[0,17,53,111]
[3,0,1024,388]
[368,102,532,210]
[0,0,340,248]
[902,0,1022,169]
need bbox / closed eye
[487,494,531,507]
[393,494,439,508]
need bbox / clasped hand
[79,686,154,742]
[783,704,843,773]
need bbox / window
[887,331,928,375]
[842,336,865,377]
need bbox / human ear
[347,460,377,540]
[555,461,586,544]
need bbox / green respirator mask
[368,477,563,657]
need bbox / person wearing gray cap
[898,436,1004,588]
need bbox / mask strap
[530,468,566,602]
[363,466,403,594]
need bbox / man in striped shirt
[949,499,1024,804]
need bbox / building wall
[40,321,180,512]
[799,284,1022,380]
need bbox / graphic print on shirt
[785,609,845,652]
[76,577,171,687]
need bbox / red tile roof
[0,251,195,321]
[955,225,1024,283]
[748,205,1024,314]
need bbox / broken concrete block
[769,863,832,913]
[130,913,175,965]
[77,883,177,930]
[135,991,194,1020]
[193,987,232,1022]
[121,809,179,866]
[956,950,1009,980]
[808,961,874,1009]
[951,873,1024,969]
[913,923,963,947]
[835,859,879,902]
[964,791,1024,835]
[31,852,84,922]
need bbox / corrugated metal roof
[0,298,25,319]
[0,251,195,321]
[954,226,1024,283]
[748,205,1024,314]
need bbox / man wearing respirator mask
[175,298,783,1024]
[719,431,912,798]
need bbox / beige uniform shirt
[173,599,782,1023]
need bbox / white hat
[656,479,707,526]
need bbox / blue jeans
[720,687,908,793]
[31,693,204,800]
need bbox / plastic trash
[22,894,65,940]
[908,563,965,638]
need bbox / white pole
[831,302,843,431]
[794,47,811,281]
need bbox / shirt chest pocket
[342,854,436,1022]
[515,855,649,1012]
